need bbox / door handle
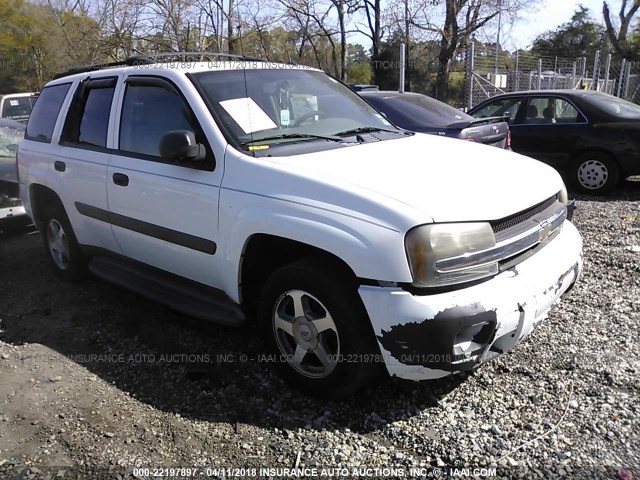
[112,173,129,186]
[54,161,66,172]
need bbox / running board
[88,256,245,326]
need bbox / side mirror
[159,130,205,162]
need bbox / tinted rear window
[2,96,35,122]
[365,94,471,128]
[25,84,71,143]
[586,93,640,119]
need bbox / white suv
[17,54,583,397]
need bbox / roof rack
[53,52,267,80]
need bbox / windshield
[2,96,36,123]
[192,68,396,149]
[0,120,25,158]
[587,93,640,119]
[366,93,472,129]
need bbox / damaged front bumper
[359,221,583,381]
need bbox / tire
[570,152,620,195]
[258,257,383,398]
[40,203,88,281]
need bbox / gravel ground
[0,180,638,480]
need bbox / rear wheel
[571,152,620,195]
[258,257,382,398]
[41,204,87,281]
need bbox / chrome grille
[491,196,557,234]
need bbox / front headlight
[405,223,498,288]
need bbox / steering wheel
[292,110,325,127]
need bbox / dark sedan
[468,90,640,194]
[359,90,511,149]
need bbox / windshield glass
[587,93,640,119]
[192,68,396,148]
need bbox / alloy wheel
[47,219,71,270]
[272,290,340,378]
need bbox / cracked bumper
[359,221,583,381]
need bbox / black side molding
[75,202,216,255]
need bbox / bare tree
[45,0,105,63]
[148,0,198,51]
[277,0,358,79]
[603,0,640,61]
[410,0,539,100]
[360,0,382,58]
[195,0,227,51]
[93,0,146,59]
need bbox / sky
[505,0,623,49]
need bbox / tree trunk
[434,0,458,100]
[434,51,452,100]
[227,0,235,53]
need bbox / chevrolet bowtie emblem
[538,220,552,242]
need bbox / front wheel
[570,152,620,195]
[258,257,382,398]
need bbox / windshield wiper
[333,126,411,136]
[241,133,346,146]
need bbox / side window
[25,83,71,143]
[555,98,585,123]
[523,97,585,125]
[119,82,198,158]
[472,98,524,124]
[61,78,116,148]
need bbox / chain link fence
[464,43,640,109]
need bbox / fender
[217,195,415,303]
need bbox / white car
[17,54,583,397]
[0,92,37,123]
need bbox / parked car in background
[348,84,379,92]
[0,117,26,219]
[468,90,640,194]
[0,92,38,124]
[360,90,511,149]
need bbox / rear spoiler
[449,116,508,129]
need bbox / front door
[510,96,587,170]
[106,75,224,287]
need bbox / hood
[268,133,564,223]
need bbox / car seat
[525,104,539,122]
[542,107,555,123]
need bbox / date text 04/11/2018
[130,466,498,478]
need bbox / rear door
[106,74,224,287]
[47,76,121,253]
[509,95,587,169]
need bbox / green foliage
[0,0,104,92]
[531,5,606,62]
[347,44,372,84]
[373,31,464,104]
